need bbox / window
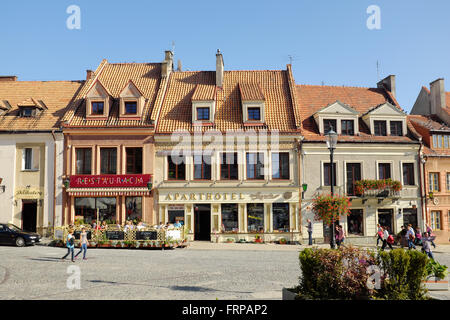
[447,173,450,191]
[22,147,39,171]
[390,121,403,136]
[272,153,290,179]
[193,154,211,180]
[346,163,361,196]
[248,107,261,121]
[324,119,337,134]
[403,208,418,230]
[432,135,450,149]
[323,162,337,186]
[402,163,415,186]
[445,136,449,149]
[273,203,289,232]
[126,147,142,174]
[247,203,264,232]
[124,101,137,115]
[374,121,387,136]
[431,211,441,230]
[168,155,186,180]
[125,197,142,222]
[100,148,117,174]
[168,208,184,224]
[378,163,391,180]
[91,102,104,115]
[348,209,364,235]
[76,148,92,174]
[21,108,35,117]
[221,204,238,232]
[341,120,354,136]
[220,153,238,180]
[429,173,440,192]
[196,107,210,121]
[246,153,264,180]
[75,197,116,224]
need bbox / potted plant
[226,238,234,243]
[279,238,287,245]
[424,259,449,291]
[254,235,263,243]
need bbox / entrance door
[403,208,418,230]
[194,204,211,241]
[22,201,37,232]
[378,209,393,234]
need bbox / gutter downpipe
[418,141,427,230]
[51,130,57,235]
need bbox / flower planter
[254,239,263,243]
[423,276,449,291]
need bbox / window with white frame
[22,147,39,171]
[431,211,441,230]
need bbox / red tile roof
[409,114,450,156]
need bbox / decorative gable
[313,101,359,135]
[362,102,407,136]
[85,80,112,119]
[119,80,145,118]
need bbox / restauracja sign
[70,174,151,188]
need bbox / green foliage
[312,194,351,224]
[426,259,449,279]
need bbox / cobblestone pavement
[0,243,448,300]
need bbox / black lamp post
[326,127,338,249]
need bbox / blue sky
[1,0,449,112]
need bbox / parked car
[0,223,41,247]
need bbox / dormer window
[17,98,46,118]
[240,83,265,125]
[313,101,359,135]
[191,84,216,125]
[21,107,36,117]
[324,119,337,134]
[390,121,403,136]
[341,120,354,135]
[248,107,261,121]
[91,102,104,115]
[374,120,387,136]
[124,101,137,115]
[196,107,210,121]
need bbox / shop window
[126,197,142,222]
[347,209,363,235]
[221,204,238,232]
[390,121,403,136]
[75,197,116,224]
[272,203,289,232]
[323,162,336,186]
[374,120,387,136]
[22,147,39,171]
[193,154,211,180]
[429,173,440,192]
[341,120,354,136]
[403,208,418,231]
[431,211,441,230]
[220,153,238,180]
[100,148,117,174]
[247,203,264,232]
[168,207,185,224]
[324,119,337,134]
[246,152,264,180]
[402,163,415,186]
[378,163,391,180]
[272,153,290,179]
[126,147,142,174]
[76,148,92,174]
[168,155,186,180]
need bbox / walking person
[422,232,436,260]
[406,224,416,250]
[381,226,393,251]
[306,219,313,245]
[376,224,383,247]
[426,224,436,248]
[74,227,88,260]
[336,225,345,249]
[61,229,75,262]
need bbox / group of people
[61,228,88,262]
[376,224,395,251]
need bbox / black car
[0,223,41,247]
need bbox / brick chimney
[86,70,94,81]
[161,50,174,78]
[377,75,396,98]
[429,78,445,115]
[216,49,224,88]
[0,76,17,81]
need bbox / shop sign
[70,174,151,188]
[15,187,44,199]
[160,190,298,203]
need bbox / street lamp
[326,127,338,249]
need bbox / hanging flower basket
[312,194,351,224]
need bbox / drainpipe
[51,130,57,235]
[418,142,427,230]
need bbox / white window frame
[22,147,39,171]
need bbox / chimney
[0,76,17,82]
[377,75,396,98]
[86,70,94,81]
[161,50,174,78]
[216,49,224,88]
[429,78,445,115]
[177,59,182,72]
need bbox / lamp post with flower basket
[326,127,338,249]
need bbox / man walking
[61,229,75,262]
[406,224,416,250]
[306,219,313,245]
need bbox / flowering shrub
[355,179,402,195]
[311,194,351,224]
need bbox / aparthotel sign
[159,190,298,204]
[70,174,151,188]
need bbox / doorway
[22,200,38,233]
[194,204,211,241]
[378,209,393,234]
